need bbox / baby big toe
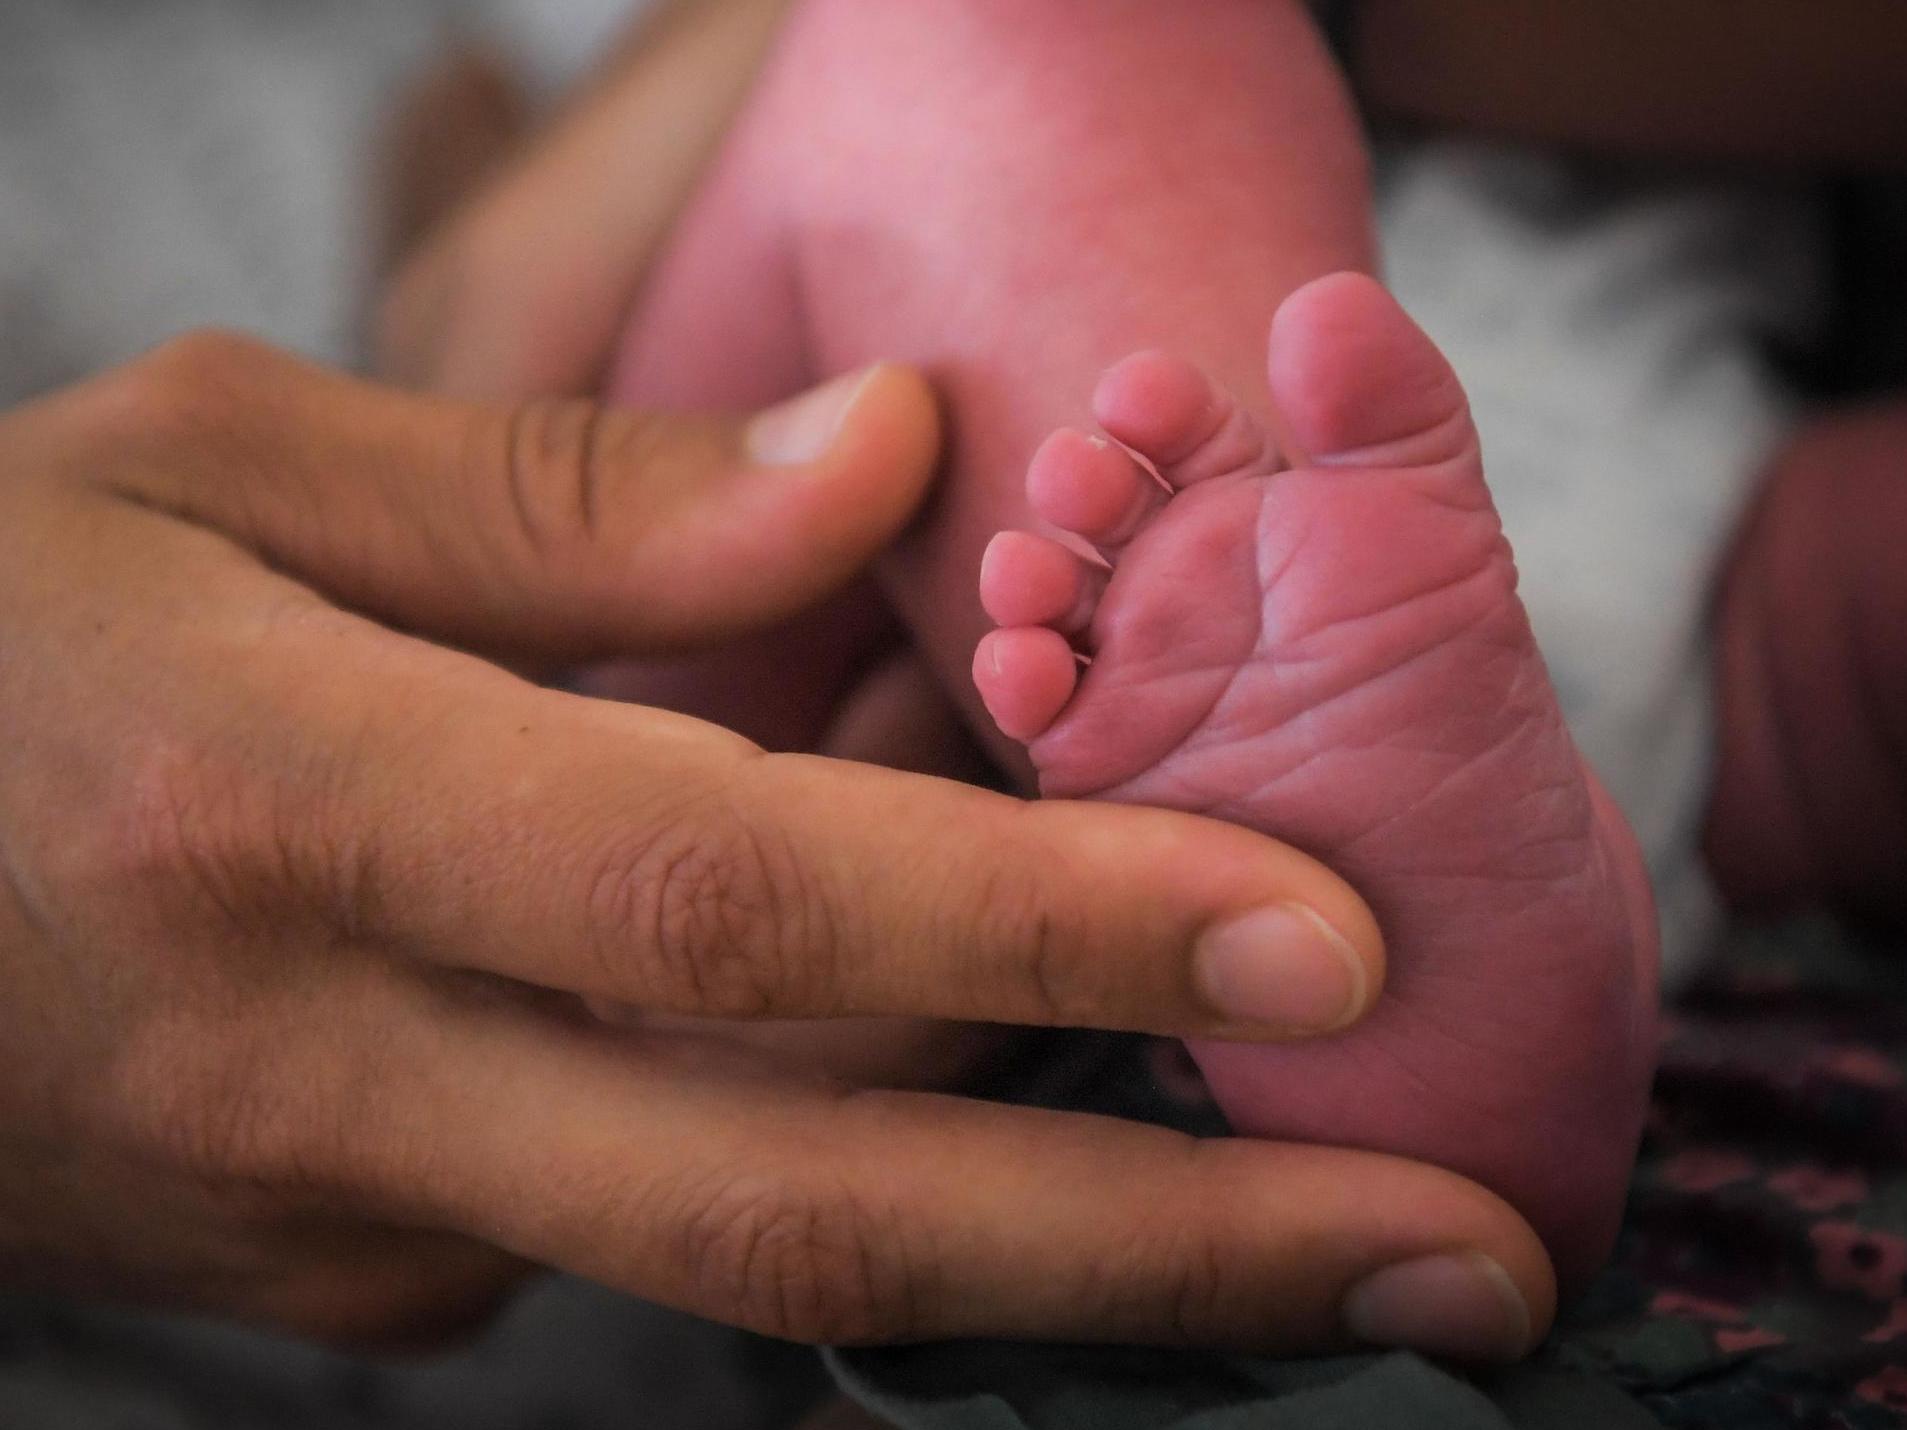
[1094,350,1275,487]
[973,627,1079,743]
[1267,272,1475,471]
[980,531,1105,634]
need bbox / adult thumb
[91,335,940,663]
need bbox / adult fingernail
[746,366,882,466]
[1194,904,1366,1033]
[1342,1253,1534,1362]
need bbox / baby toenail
[1341,1252,1534,1362]
[1193,904,1366,1034]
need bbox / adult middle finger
[277,626,1386,1043]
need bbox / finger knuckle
[584,792,831,1017]
[104,1012,318,1196]
[1040,1137,1248,1347]
[485,399,727,589]
[88,741,267,927]
[491,397,607,560]
[1156,1222,1232,1346]
[175,1069,310,1195]
[675,1170,910,1344]
[43,759,362,1199]
[972,850,1079,1026]
[89,330,283,459]
[1138,1144,1258,1345]
[1018,902,1073,1026]
[103,981,408,1221]
[63,718,375,962]
[140,328,278,388]
[88,740,307,937]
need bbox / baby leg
[608,0,1378,771]
[610,0,1655,1285]
[587,64,899,756]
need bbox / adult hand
[377,0,797,399]
[375,0,1010,1093]
[0,334,1553,1360]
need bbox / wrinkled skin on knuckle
[96,978,425,1251]
[21,738,243,947]
[476,398,737,643]
[97,1005,320,1204]
[486,400,716,570]
[21,629,372,964]
[485,397,603,563]
[63,757,366,1191]
[1149,1212,1241,1348]
[1142,1140,1316,1349]
[85,330,286,471]
[674,1169,911,1344]
[581,795,831,1018]
[87,738,316,940]
[1041,1137,1258,1349]
[968,847,1086,1027]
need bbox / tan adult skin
[0,5,1557,1368]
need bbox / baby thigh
[1707,403,1907,926]
[598,10,893,753]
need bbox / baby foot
[974,274,1658,1283]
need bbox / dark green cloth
[829,1345,1661,1430]
[829,920,1907,1429]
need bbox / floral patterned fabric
[838,918,1907,1429]
[1554,918,1907,1426]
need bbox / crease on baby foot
[1312,416,1484,490]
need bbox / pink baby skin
[608,0,1658,1286]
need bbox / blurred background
[3,2,1905,1425]
[0,0,640,402]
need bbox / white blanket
[1377,144,1822,985]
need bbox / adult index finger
[326,642,1384,1044]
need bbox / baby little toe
[980,531,1106,634]
[973,626,1080,744]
